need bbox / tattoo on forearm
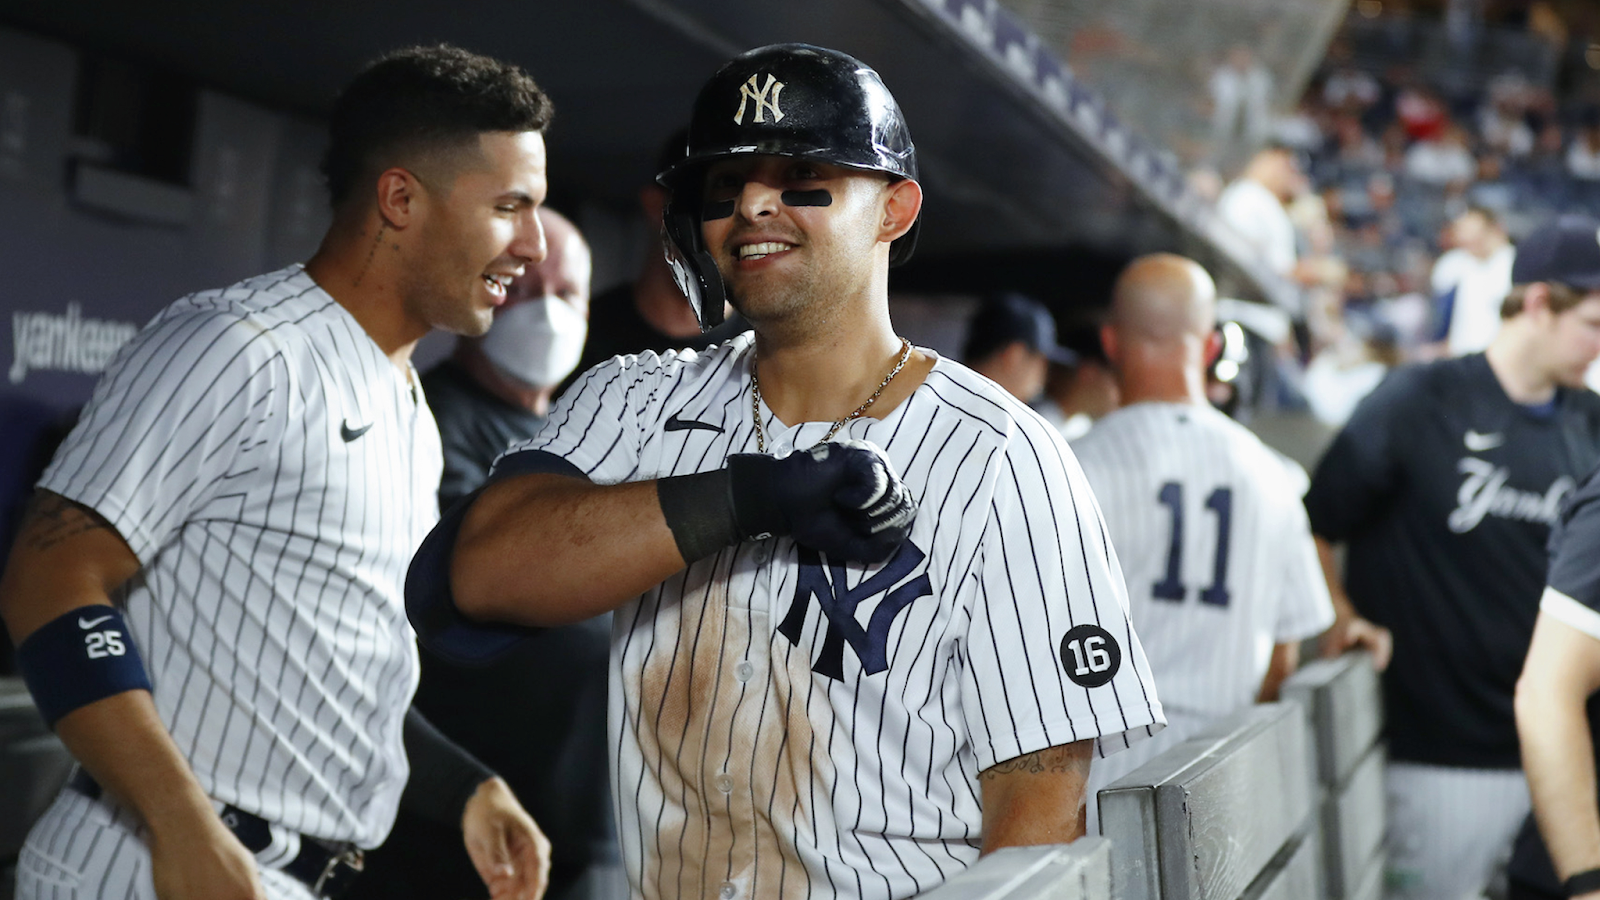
[978,745,1089,782]
[21,491,114,552]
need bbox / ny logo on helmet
[734,74,785,125]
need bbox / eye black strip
[782,189,833,207]
[700,200,736,221]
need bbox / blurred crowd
[1193,17,1600,427]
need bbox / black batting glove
[726,440,916,563]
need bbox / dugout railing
[917,841,1113,900]
[1281,652,1386,900]
[1099,702,1321,900]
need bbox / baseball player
[354,207,615,900]
[1502,225,1600,900]
[1511,464,1600,900]
[1307,214,1600,900]
[407,43,1164,900]
[1070,254,1336,828]
[0,46,554,900]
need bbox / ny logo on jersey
[734,74,785,124]
[778,542,932,681]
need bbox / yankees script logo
[778,542,932,680]
[1448,457,1572,533]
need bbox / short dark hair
[1501,281,1586,319]
[321,44,554,208]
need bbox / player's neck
[752,316,930,426]
[1118,381,1206,407]
[305,221,424,371]
[1484,330,1557,405]
[1114,357,1207,407]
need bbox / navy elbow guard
[16,605,151,728]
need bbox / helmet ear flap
[661,199,728,332]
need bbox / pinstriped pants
[15,788,315,900]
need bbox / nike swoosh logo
[1464,430,1505,452]
[664,414,724,434]
[78,615,112,630]
[341,421,373,442]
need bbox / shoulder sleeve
[496,353,657,484]
[38,307,290,563]
[958,417,1164,772]
[1304,364,1425,540]
[1542,466,1600,641]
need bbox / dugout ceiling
[0,0,1291,309]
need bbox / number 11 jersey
[1072,402,1333,720]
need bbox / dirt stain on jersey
[633,552,824,900]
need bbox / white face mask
[478,295,588,389]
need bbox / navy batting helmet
[657,43,920,330]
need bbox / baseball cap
[963,293,1078,365]
[1511,214,1600,291]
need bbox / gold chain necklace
[751,338,912,454]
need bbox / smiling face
[401,130,549,337]
[697,155,896,324]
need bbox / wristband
[657,468,741,562]
[1567,868,1600,896]
[16,605,151,728]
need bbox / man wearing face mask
[351,207,619,900]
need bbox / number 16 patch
[1060,624,1121,688]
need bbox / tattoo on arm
[20,491,116,553]
[978,744,1089,782]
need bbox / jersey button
[734,662,755,682]
[713,773,733,793]
[720,882,738,899]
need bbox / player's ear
[1099,323,1120,367]
[878,178,922,245]
[374,167,423,230]
[1203,329,1224,368]
[1522,283,1553,319]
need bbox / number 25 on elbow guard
[85,631,127,659]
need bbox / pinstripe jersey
[499,333,1164,900]
[37,264,440,847]
[1070,402,1333,718]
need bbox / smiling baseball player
[0,46,554,900]
[406,43,1164,900]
